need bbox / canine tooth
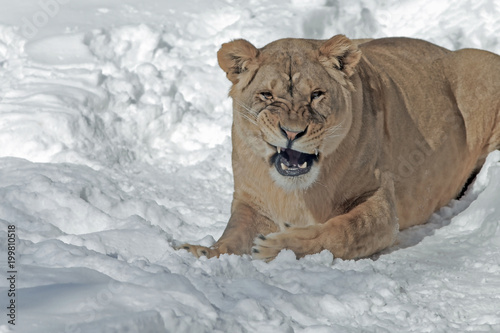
[315,149,319,156]
[299,162,307,169]
[281,163,288,170]
[277,147,281,154]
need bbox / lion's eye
[260,91,273,100]
[311,91,324,101]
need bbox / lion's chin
[270,165,320,191]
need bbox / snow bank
[0,0,499,332]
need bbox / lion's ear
[318,35,361,77]
[217,39,260,85]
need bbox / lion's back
[358,38,499,229]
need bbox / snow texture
[0,0,499,332]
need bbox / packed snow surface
[0,0,499,332]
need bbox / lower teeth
[281,163,308,171]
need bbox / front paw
[177,243,219,258]
[252,226,324,261]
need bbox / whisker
[239,112,258,125]
[312,179,328,189]
[325,133,343,140]
[234,99,259,116]
[323,121,345,139]
[324,131,343,139]
[232,98,260,126]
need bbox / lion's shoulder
[359,37,450,63]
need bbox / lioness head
[218,35,362,191]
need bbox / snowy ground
[0,0,499,332]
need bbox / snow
[0,0,499,332]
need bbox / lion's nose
[286,131,298,140]
[280,124,307,141]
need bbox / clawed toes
[177,243,214,258]
[252,234,282,261]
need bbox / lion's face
[241,57,353,191]
[218,35,361,191]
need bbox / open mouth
[272,146,318,177]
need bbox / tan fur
[179,35,500,261]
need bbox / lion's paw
[251,233,283,261]
[252,226,324,261]
[177,244,219,258]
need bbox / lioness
[180,35,500,261]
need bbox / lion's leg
[178,200,279,258]
[253,172,399,261]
